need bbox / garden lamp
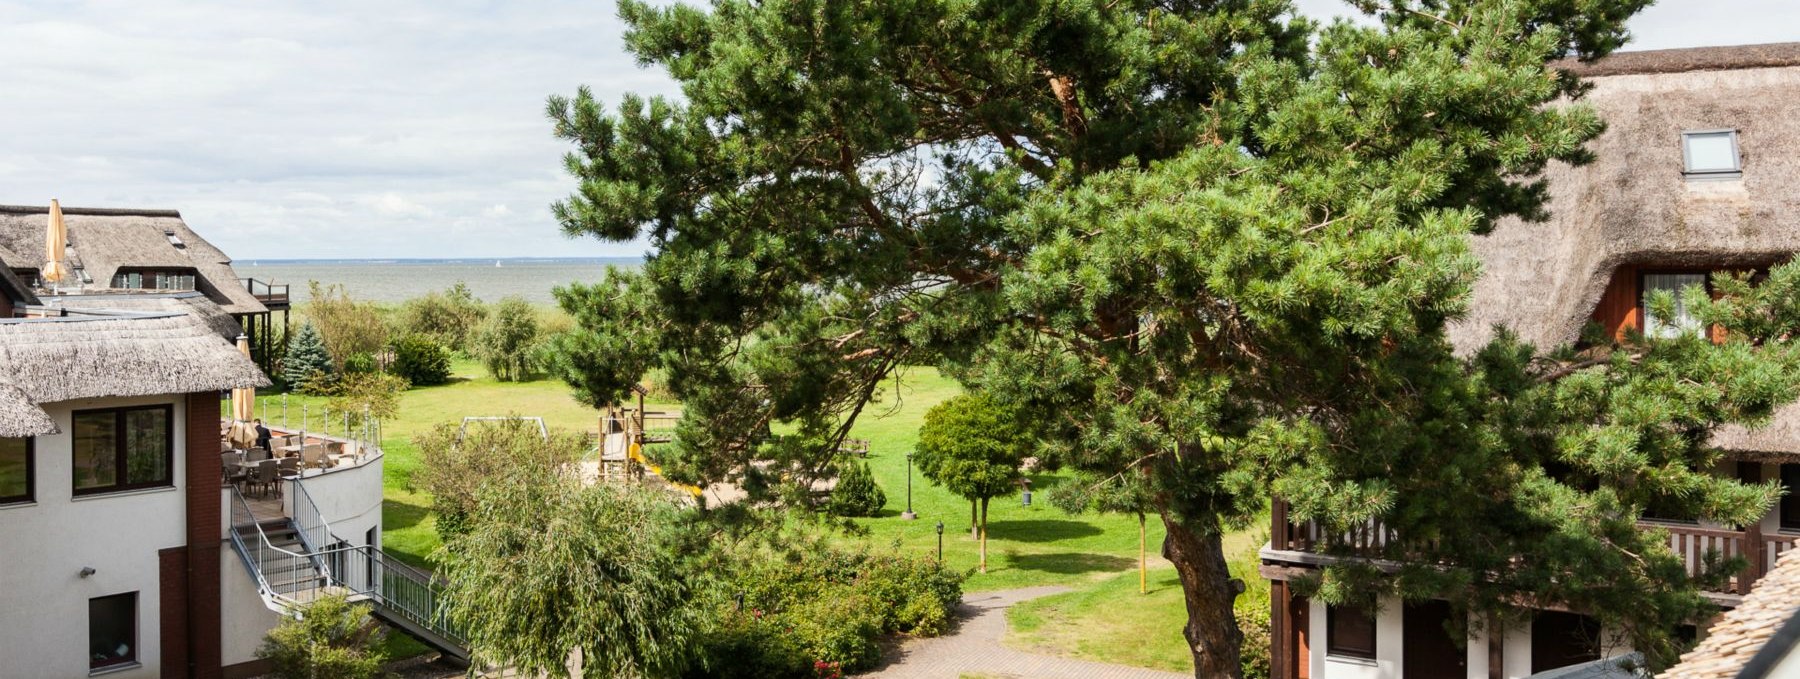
[901,451,917,520]
[935,521,944,562]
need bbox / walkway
[857,586,1192,679]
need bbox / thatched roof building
[1447,42,1800,458]
[1664,548,1800,678]
[0,380,56,437]
[0,292,268,431]
[0,204,266,315]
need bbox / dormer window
[1682,130,1741,179]
[1642,272,1707,339]
[164,229,186,248]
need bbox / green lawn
[259,358,1233,672]
[1005,526,1267,674]
[255,357,668,566]
[833,368,1174,592]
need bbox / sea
[241,257,642,305]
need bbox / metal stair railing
[227,487,327,607]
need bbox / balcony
[1268,500,1800,596]
[241,278,290,307]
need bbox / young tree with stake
[913,394,1033,573]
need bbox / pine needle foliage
[538,0,1800,673]
[283,322,334,394]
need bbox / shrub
[688,539,963,677]
[324,372,409,434]
[396,282,486,353]
[827,460,886,517]
[473,297,541,382]
[283,323,334,395]
[307,282,389,369]
[411,418,587,543]
[256,594,388,679]
[390,335,452,386]
[342,352,377,375]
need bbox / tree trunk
[1161,511,1244,679]
[979,496,990,574]
[971,499,979,538]
[1138,513,1147,595]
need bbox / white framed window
[1641,272,1708,339]
[1682,130,1741,178]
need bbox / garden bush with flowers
[685,536,963,678]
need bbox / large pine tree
[545,1,1800,674]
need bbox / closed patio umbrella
[43,199,71,285]
[232,334,257,423]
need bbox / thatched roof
[0,380,57,437]
[50,291,248,340]
[0,204,266,315]
[0,253,37,307]
[1448,44,1800,457]
[1665,548,1800,678]
[0,297,269,405]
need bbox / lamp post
[935,521,944,562]
[900,452,917,520]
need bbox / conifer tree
[544,1,1800,674]
[283,322,333,394]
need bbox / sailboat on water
[495,260,502,268]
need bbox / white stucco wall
[0,396,187,679]
[1310,595,1403,679]
[219,548,282,668]
[293,455,384,552]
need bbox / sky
[0,1,1794,260]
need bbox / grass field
[255,357,674,566]
[260,357,1237,671]
[1005,528,1267,673]
[836,368,1175,592]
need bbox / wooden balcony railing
[1270,500,1800,595]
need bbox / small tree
[474,296,541,382]
[412,417,587,542]
[1049,472,1154,593]
[914,394,1031,573]
[307,282,389,369]
[256,594,388,679]
[397,283,487,353]
[438,475,701,677]
[324,372,408,437]
[283,322,334,394]
[390,335,452,386]
[827,460,885,518]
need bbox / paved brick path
[857,586,1193,679]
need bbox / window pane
[1643,273,1706,339]
[89,593,137,668]
[1684,132,1738,173]
[1329,604,1378,658]
[73,412,118,490]
[124,409,169,485]
[0,438,27,501]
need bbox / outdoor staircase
[227,484,469,662]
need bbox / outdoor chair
[301,445,331,469]
[276,456,301,479]
[246,446,270,463]
[248,460,279,498]
[220,451,247,488]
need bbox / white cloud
[0,1,1791,259]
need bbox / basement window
[89,592,138,671]
[1682,130,1741,179]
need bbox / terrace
[240,278,290,308]
[221,420,383,520]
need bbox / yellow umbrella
[43,199,71,284]
[233,335,257,423]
